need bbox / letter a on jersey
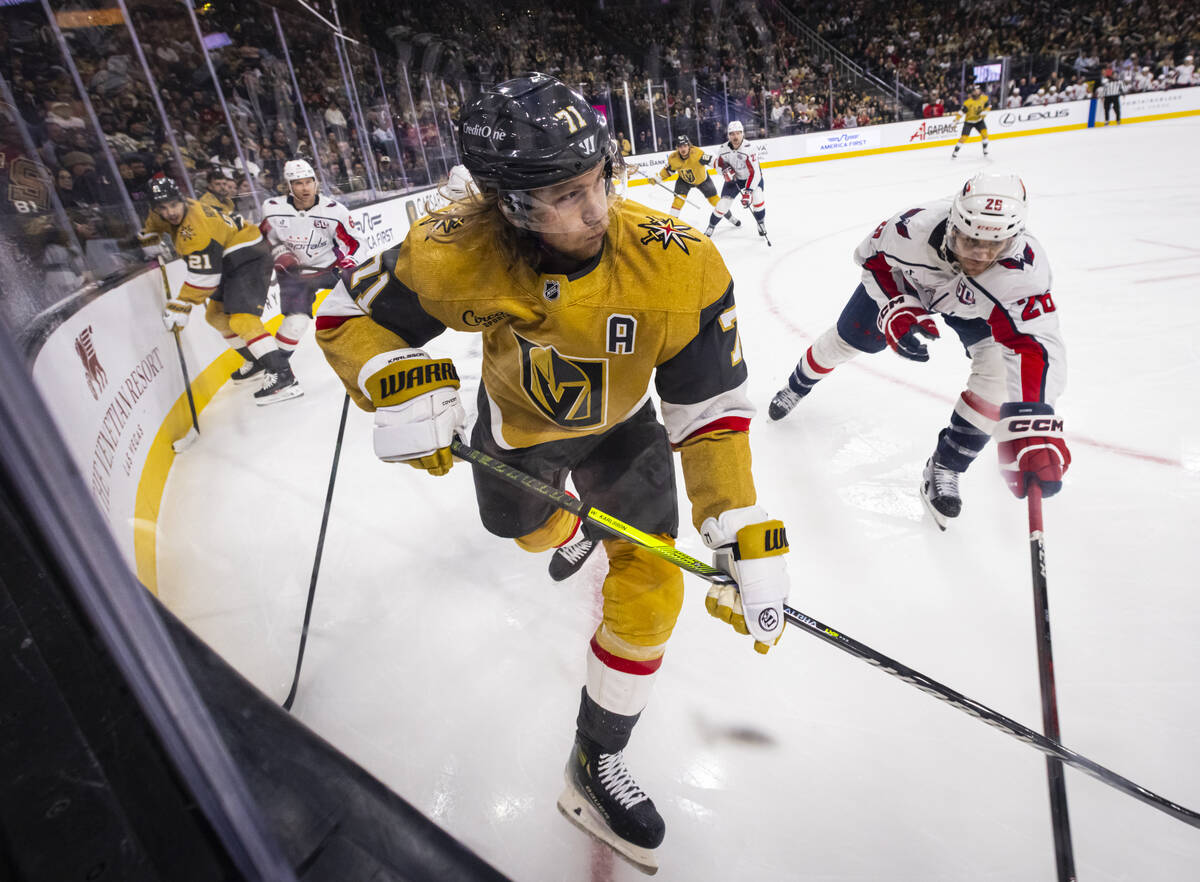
[515,333,607,429]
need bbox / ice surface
[159,118,1200,881]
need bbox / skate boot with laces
[253,351,303,406]
[768,373,818,421]
[558,734,664,874]
[230,359,266,386]
[549,535,598,581]
[921,456,962,530]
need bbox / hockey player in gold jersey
[952,84,991,159]
[315,74,790,874]
[653,134,738,231]
[144,177,300,403]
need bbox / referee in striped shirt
[1097,75,1124,125]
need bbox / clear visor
[498,161,626,234]
[947,225,1013,265]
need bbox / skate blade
[255,385,304,407]
[920,484,948,532]
[171,426,199,453]
[556,787,659,875]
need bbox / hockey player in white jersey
[708,121,770,243]
[249,159,362,390]
[768,171,1070,527]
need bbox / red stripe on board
[589,637,663,676]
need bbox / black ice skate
[768,374,816,421]
[230,359,266,386]
[253,365,303,405]
[921,457,962,531]
[558,737,664,874]
[724,211,741,227]
[549,536,598,581]
[704,224,715,237]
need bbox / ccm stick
[450,437,1200,831]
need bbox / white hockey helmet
[283,158,316,183]
[727,120,744,135]
[950,171,1028,242]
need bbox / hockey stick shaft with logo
[1026,484,1077,881]
[450,437,1200,830]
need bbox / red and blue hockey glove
[876,294,940,362]
[995,402,1071,498]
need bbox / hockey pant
[276,265,346,354]
[471,392,683,730]
[786,284,1004,471]
[202,245,281,363]
[716,178,765,223]
[669,175,719,217]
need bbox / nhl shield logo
[515,332,606,428]
[74,325,108,401]
[542,279,561,301]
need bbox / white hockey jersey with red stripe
[854,199,1065,405]
[715,141,762,187]
[259,194,362,270]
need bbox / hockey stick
[449,437,1200,830]
[154,256,200,452]
[1026,484,1077,881]
[282,392,350,711]
[632,165,709,215]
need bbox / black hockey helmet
[675,134,691,148]
[148,175,183,205]
[459,73,611,192]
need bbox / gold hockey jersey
[658,148,713,186]
[316,198,759,527]
[962,94,990,123]
[144,197,263,302]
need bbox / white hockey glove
[162,299,191,331]
[700,505,790,654]
[359,348,465,476]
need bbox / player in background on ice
[652,134,738,229]
[711,120,769,242]
[768,171,1069,529]
[199,167,238,218]
[952,84,990,159]
[314,74,790,874]
[254,159,361,390]
[143,176,301,405]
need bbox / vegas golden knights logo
[515,332,606,429]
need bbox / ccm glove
[359,348,466,476]
[722,165,737,182]
[876,293,940,362]
[700,505,790,654]
[161,299,191,331]
[995,402,1071,498]
[740,188,752,208]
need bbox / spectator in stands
[616,131,632,155]
[922,91,945,117]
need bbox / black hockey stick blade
[450,437,1200,830]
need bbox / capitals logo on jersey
[515,332,607,429]
[637,216,701,254]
